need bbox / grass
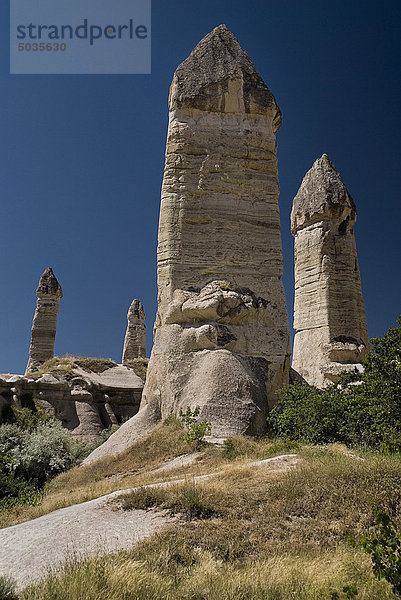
[123,357,149,381]
[20,547,393,600]
[117,446,401,555]
[4,426,401,598]
[0,423,298,529]
[28,356,118,379]
[0,575,18,600]
[0,418,189,528]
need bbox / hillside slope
[1,420,400,599]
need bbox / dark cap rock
[37,267,63,298]
[291,154,357,234]
[169,24,281,128]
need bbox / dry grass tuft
[73,357,118,373]
[119,482,223,520]
[123,357,149,381]
[28,355,118,379]
[21,546,394,599]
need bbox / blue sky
[1,0,400,374]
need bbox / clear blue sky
[1,0,400,374]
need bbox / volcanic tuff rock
[87,25,291,461]
[291,154,369,387]
[0,364,143,442]
[25,268,63,375]
[122,300,146,364]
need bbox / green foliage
[0,418,80,509]
[0,450,39,510]
[222,438,237,459]
[0,575,18,600]
[179,406,211,450]
[269,316,401,452]
[12,406,53,431]
[15,421,77,486]
[330,585,359,599]
[362,510,401,596]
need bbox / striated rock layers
[291,154,369,387]
[25,268,63,375]
[138,24,290,441]
[0,365,143,442]
[84,25,292,463]
[122,300,146,364]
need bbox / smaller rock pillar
[122,300,146,364]
[25,267,63,375]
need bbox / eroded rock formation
[0,363,143,442]
[86,24,290,462]
[25,268,62,375]
[122,300,146,364]
[291,154,369,387]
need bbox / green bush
[0,451,38,509]
[362,510,401,596]
[269,316,401,452]
[16,421,78,486]
[179,407,211,450]
[0,419,80,508]
[12,405,53,431]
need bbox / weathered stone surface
[25,268,62,375]
[0,364,143,442]
[122,300,146,364]
[291,154,369,387]
[88,25,290,461]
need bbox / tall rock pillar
[141,24,290,437]
[122,299,146,364]
[25,267,63,375]
[291,154,369,387]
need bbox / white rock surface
[291,154,369,387]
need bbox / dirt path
[0,454,298,590]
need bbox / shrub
[0,451,38,509]
[16,421,78,486]
[12,406,53,431]
[269,316,401,452]
[362,509,401,596]
[330,586,359,599]
[179,407,211,450]
[0,419,80,508]
[0,424,26,455]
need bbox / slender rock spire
[139,24,290,437]
[122,300,146,364]
[291,154,369,386]
[25,267,63,375]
